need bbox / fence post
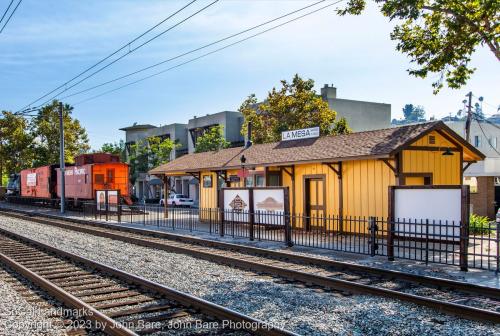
[284,213,293,247]
[459,219,469,272]
[369,216,377,257]
[425,219,429,265]
[496,222,499,275]
[248,189,254,241]
[157,206,160,227]
[219,208,225,237]
[118,204,121,223]
[460,185,469,272]
[387,218,395,261]
[387,187,395,261]
[105,192,109,222]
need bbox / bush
[469,214,493,236]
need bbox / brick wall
[470,176,495,219]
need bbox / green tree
[338,0,499,93]
[402,104,426,122]
[128,136,177,184]
[147,136,178,168]
[99,140,126,162]
[31,100,90,166]
[0,111,34,180]
[239,74,350,144]
[194,125,230,153]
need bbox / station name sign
[281,126,320,141]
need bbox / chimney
[321,84,337,100]
[245,122,253,148]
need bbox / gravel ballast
[0,272,67,336]
[1,216,499,336]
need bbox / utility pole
[58,102,65,214]
[465,91,473,143]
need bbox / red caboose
[56,154,129,202]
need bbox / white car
[160,194,194,207]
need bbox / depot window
[474,135,482,148]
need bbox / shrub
[469,214,493,236]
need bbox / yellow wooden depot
[150,121,484,232]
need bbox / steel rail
[0,226,297,336]
[1,208,497,299]
[1,209,500,324]
[0,251,137,336]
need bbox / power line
[472,111,500,131]
[0,0,14,26]
[73,0,342,106]
[61,0,330,101]
[16,0,202,112]
[0,0,22,34]
[35,0,220,109]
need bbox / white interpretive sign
[26,173,37,187]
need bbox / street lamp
[240,155,246,186]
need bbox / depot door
[304,176,326,231]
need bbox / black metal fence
[82,203,499,272]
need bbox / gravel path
[0,271,67,336]
[1,216,499,336]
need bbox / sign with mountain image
[254,189,285,225]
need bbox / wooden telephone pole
[465,91,473,143]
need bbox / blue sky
[1,0,498,149]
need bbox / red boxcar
[20,165,58,199]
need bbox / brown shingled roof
[150,121,484,175]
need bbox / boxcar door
[304,176,326,231]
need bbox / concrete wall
[321,85,391,132]
[122,123,188,161]
[187,111,244,153]
[446,121,500,159]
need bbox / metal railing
[82,203,499,272]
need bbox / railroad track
[0,266,91,335]
[0,226,295,336]
[1,209,500,325]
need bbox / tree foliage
[239,74,350,144]
[31,100,90,166]
[0,111,34,177]
[100,140,126,162]
[0,100,89,178]
[402,104,426,121]
[338,0,499,93]
[128,136,178,184]
[194,125,230,153]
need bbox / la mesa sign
[281,126,320,141]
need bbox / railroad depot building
[150,121,484,226]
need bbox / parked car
[496,208,500,223]
[159,194,194,207]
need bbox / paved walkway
[0,201,498,289]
